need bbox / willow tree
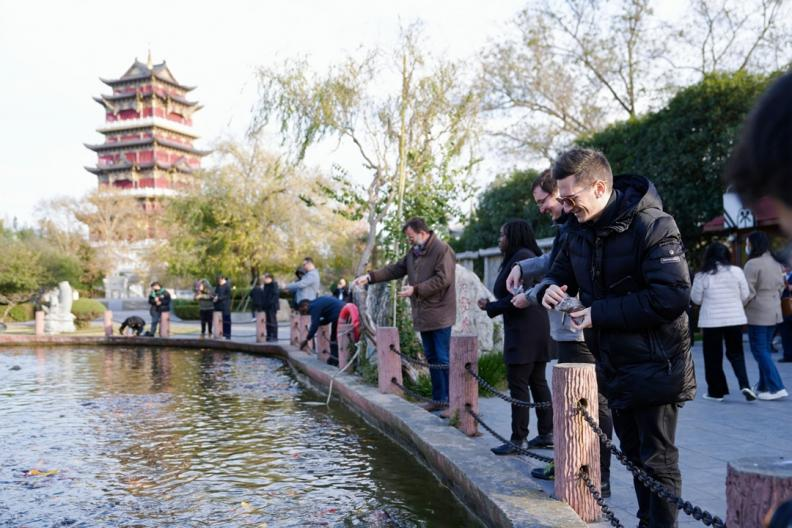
[253,23,480,275]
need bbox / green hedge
[173,299,201,320]
[7,303,34,322]
[71,298,106,329]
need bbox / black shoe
[779,358,792,363]
[491,441,523,456]
[600,481,611,498]
[531,462,555,480]
[526,433,554,449]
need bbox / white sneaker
[757,389,789,400]
[703,394,724,402]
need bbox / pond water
[0,347,481,527]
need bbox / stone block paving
[477,341,792,527]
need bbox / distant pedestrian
[286,257,320,306]
[332,278,352,303]
[147,281,171,336]
[214,276,232,339]
[119,315,146,336]
[744,231,788,400]
[690,242,756,402]
[479,219,553,455]
[251,274,280,342]
[194,279,214,337]
[355,217,456,412]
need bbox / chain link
[576,403,726,528]
[466,406,554,464]
[389,344,449,370]
[578,467,624,527]
[391,378,440,404]
[464,365,552,408]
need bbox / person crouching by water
[355,217,456,413]
[298,296,345,366]
[478,219,553,455]
[148,281,171,336]
[194,279,214,338]
[119,315,146,336]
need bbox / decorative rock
[42,281,76,334]
[453,264,499,352]
[727,456,792,527]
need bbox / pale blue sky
[0,0,534,226]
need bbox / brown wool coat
[368,233,457,332]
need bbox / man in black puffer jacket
[536,148,696,528]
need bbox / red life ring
[339,303,361,342]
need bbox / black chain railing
[464,364,552,408]
[466,406,554,464]
[389,344,448,370]
[391,378,444,405]
[577,403,726,528]
[578,467,624,528]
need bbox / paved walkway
[476,341,792,527]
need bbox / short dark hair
[264,272,273,279]
[303,257,313,264]
[402,217,430,233]
[552,148,613,189]
[725,72,792,208]
[298,299,311,311]
[747,231,771,259]
[531,169,556,194]
[150,281,160,288]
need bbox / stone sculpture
[42,281,76,334]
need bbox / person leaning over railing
[535,148,696,528]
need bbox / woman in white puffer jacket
[691,242,756,402]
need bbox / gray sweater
[286,269,321,303]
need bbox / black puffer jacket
[537,174,696,409]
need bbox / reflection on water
[0,347,480,527]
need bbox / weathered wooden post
[552,363,601,522]
[727,456,792,527]
[289,314,300,347]
[35,310,45,336]
[212,311,223,339]
[159,312,170,338]
[255,312,266,343]
[299,315,312,351]
[449,335,478,436]
[338,323,353,369]
[316,325,332,363]
[376,327,402,396]
[103,310,113,337]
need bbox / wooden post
[727,456,792,527]
[159,312,170,338]
[338,323,353,369]
[103,310,113,336]
[316,325,332,363]
[290,313,300,347]
[552,363,601,522]
[255,311,266,343]
[449,335,478,436]
[299,315,312,351]
[376,327,402,396]
[212,311,223,339]
[35,311,45,336]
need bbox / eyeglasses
[556,187,589,209]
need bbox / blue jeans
[748,325,786,393]
[150,311,161,336]
[420,327,451,403]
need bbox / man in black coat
[213,276,232,339]
[260,273,280,341]
[536,149,696,528]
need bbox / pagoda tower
[85,55,208,216]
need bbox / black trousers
[506,362,553,442]
[613,404,682,528]
[199,309,213,335]
[702,326,750,397]
[557,340,613,484]
[265,308,278,341]
[222,311,231,338]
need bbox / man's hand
[511,292,530,309]
[541,284,568,310]
[506,265,522,294]
[477,298,488,310]
[569,307,592,331]
[398,285,414,298]
[299,339,309,351]
[353,274,370,287]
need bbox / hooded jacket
[535,174,696,409]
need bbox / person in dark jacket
[332,278,352,303]
[213,276,232,339]
[479,219,552,455]
[147,282,171,336]
[119,315,146,336]
[536,148,695,528]
[262,273,280,342]
[194,279,214,337]
[298,296,345,366]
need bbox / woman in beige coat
[744,231,788,400]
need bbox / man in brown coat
[355,217,457,410]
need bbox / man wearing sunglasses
[534,148,696,528]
